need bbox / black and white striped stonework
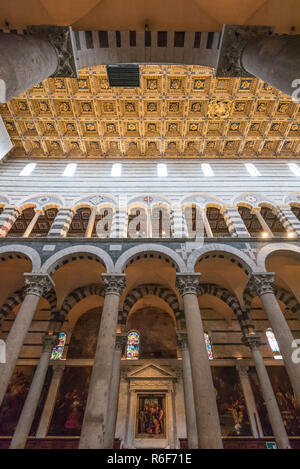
[110,209,128,238]
[222,207,250,238]
[276,208,300,235]
[171,208,188,238]
[0,206,20,237]
[47,208,74,238]
[61,284,104,317]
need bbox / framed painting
[136,394,166,438]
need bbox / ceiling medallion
[207,99,233,119]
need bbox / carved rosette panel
[102,274,126,295]
[176,274,201,296]
[24,273,54,297]
[248,273,275,296]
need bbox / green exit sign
[266,441,277,449]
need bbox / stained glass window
[204,332,214,360]
[126,331,140,360]
[51,332,66,360]
[266,328,282,359]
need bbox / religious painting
[67,308,101,359]
[48,367,92,436]
[211,367,252,437]
[0,366,35,435]
[249,366,300,436]
[136,394,166,438]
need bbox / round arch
[256,243,300,270]
[114,243,187,273]
[187,243,257,274]
[41,245,114,274]
[18,193,65,211]
[0,244,41,271]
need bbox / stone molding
[176,330,188,350]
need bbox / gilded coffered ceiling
[1,64,300,160]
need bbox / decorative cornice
[102,273,126,296]
[176,273,201,296]
[24,273,54,297]
[247,272,275,296]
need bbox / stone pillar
[243,333,291,449]
[10,334,56,449]
[0,273,53,406]
[0,206,21,237]
[0,27,77,103]
[251,207,274,237]
[241,34,300,98]
[85,207,97,238]
[176,331,198,449]
[47,207,75,237]
[23,208,43,238]
[236,364,263,438]
[221,206,250,237]
[248,273,300,406]
[200,208,213,238]
[111,208,128,238]
[104,333,127,448]
[172,207,188,238]
[176,273,223,449]
[79,274,126,449]
[36,364,65,438]
[275,206,300,237]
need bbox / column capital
[24,273,54,297]
[242,332,262,350]
[34,208,44,216]
[28,25,77,78]
[116,333,127,351]
[248,272,275,296]
[250,207,261,215]
[176,273,201,296]
[102,273,126,295]
[42,333,57,352]
[236,363,249,378]
[176,330,188,350]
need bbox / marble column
[221,206,251,237]
[36,364,65,438]
[85,207,97,238]
[248,273,300,406]
[79,273,126,449]
[236,364,263,438]
[176,273,223,449]
[200,208,213,238]
[0,273,53,406]
[0,206,21,237]
[104,333,127,448]
[47,207,75,237]
[176,331,198,449]
[23,208,43,238]
[251,207,274,237]
[10,334,56,449]
[241,34,300,98]
[0,27,77,103]
[243,333,291,449]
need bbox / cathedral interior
[0,0,300,450]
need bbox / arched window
[126,331,140,360]
[51,332,67,360]
[204,332,214,360]
[266,328,282,359]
